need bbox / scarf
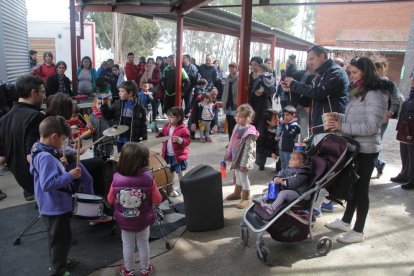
[349,80,363,98]
[140,64,156,88]
[31,141,60,160]
[92,107,102,119]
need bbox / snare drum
[72,193,104,219]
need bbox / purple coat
[112,170,155,232]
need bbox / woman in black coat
[46,61,72,97]
[393,72,414,190]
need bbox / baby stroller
[241,134,359,264]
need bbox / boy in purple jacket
[30,116,81,276]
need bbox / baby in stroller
[254,151,312,216]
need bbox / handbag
[396,120,414,144]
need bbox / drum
[72,193,104,219]
[102,151,173,199]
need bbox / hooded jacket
[226,124,259,170]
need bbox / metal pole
[237,0,253,106]
[69,0,78,95]
[175,15,184,107]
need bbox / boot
[225,185,242,200]
[236,190,250,209]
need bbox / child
[95,76,112,97]
[197,93,215,143]
[67,104,87,140]
[256,109,279,171]
[189,78,208,139]
[279,105,301,170]
[157,107,191,197]
[138,81,154,115]
[101,80,147,152]
[106,142,162,276]
[255,151,311,216]
[89,96,114,160]
[30,116,82,276]
[108,64,124,101]
[224,104,259,209]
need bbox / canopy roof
[77,0,314,50]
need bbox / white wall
[27,21,95,80]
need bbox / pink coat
[159,123,190,162]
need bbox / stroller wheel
[256,246,269,265]
[241,226,249,247]
[316,236,333,255]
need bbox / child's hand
[60,156,68,168]
[274,177,283,184]
[172,136,180,143]
[271,153,278,160]
[240,167,248,172]
[69,167,82,179]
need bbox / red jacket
[36,63,56,82]
[125,62,138,81]
[159,123,190,162]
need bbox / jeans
[279,150,292,170]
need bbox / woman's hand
[325,120,341,131]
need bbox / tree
[86,12,160,64]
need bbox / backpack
[326,162,359,203]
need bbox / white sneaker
[325,218,351,232]
[337,230,364,243]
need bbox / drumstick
[76,137,81,167]
[85,136,107,149]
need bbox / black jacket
[46,74,72,97]
[101,98,148,142]
[290,59,349,134]
[249,73,276,130]
[0,83,17,119]
[256,125,279,158]
[0,102,45,193]
[398,89,414,125]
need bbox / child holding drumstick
[157,107,191,197]
[106,142,162,276]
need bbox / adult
[392,71,414,189]
[153,57,165,119]
[46,61,72,97]
[140,58,159,90]
[324,57,389,243]
[29,49,38,75]
[183,54,198,116]
[0,75,45,200]
[221,62,239,140]
[283,45,349,136]
[213,59,225,99]
[137,56,146,85]
[198,55,217,89]
[108,64,124,101]
[264,57,276,77]
[248,56,263,99]
[161,55,189,114]
[249,63,276,131]
[36,51,56,82]
[125,52,139,81]
[373,58,404,178]
[77,56,98,96]
[97,61,109,77]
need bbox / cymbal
[141,136,170,148]
[103,125,129,137]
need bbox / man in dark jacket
[0,75,45,200]
[198,55,217,89]
[282,45,349,135]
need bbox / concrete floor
[1,119,414,276]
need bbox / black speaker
[180,164,224,232]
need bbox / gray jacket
[338,89,389,153]
[222,73,239,116]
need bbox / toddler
[197,93,215,143]
[256,109,279,171]
[279,105,301,169]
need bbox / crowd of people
[0,45,413,275]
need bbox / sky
[26,0,70,21]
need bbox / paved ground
[1,119,414,276]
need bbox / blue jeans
[279,150,291,170]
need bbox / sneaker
[205,137,212,142]
[303,208,322,218]
[376,162,386,178]
[258,165,265,171]
[169,188,182,198]
[120,264,135,276]
[337,230,364,243]
[321,201,334,212]
[0,190,7,201]
[325,218,351,232]
[140,263,154,276]
[23,191,34,201]
[200,137,206,143]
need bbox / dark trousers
[398,142,414,180]
[226,115,236,141]
[43,212,72,276]
[80,157,105,196]
[342,152,378,233]
[255,152,267,167]
[183,88,193,116]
